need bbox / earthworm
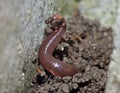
[39,14,79,77]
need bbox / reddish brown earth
[27,14,113,93]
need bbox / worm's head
[45,14,66,30]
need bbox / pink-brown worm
[39,14,79,77]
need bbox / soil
[28,13,113,93]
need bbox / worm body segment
[39,14,79,77]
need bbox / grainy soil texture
[25,13,113,93]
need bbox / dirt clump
[30,14,113,93]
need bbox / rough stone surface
[79,0,118,27]
[0,0,55,93]
[105,6,120,93]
